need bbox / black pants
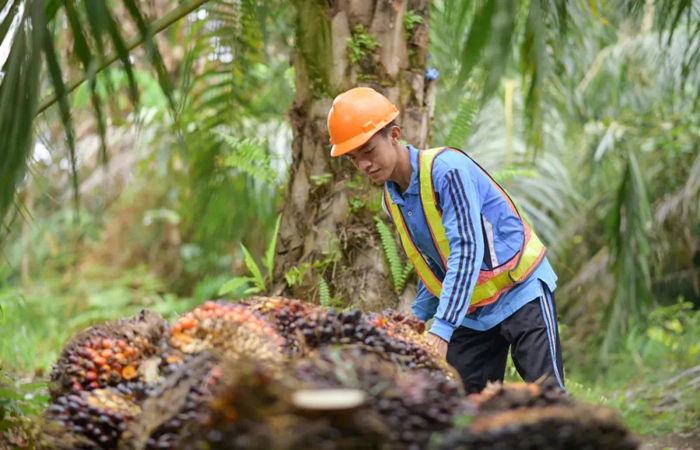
[446,281,565,394]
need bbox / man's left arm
[412,279,439,321]
[428,167,485,344]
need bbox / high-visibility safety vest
[384,147,547,309]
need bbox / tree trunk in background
[274,0,434,311]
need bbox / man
[327,87,564,394]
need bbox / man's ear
[390,125,402,142]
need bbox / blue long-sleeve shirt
[384,145,557,342]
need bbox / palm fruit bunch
[368,309,427,335]
[467,379,574,412]
[287,306,452,374]
[435,404,639,450]
[120,352,224,450]
[241,297,448,375]
[293,346,464,449]
[365,309,435,357]
[42,388,142,449]
[184,357,387,450]
[240,296,317,352]
[50,311,168,398]
[168,301,285,365]
[183,359,281,449]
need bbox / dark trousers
[446,281,565,394]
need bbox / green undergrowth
[0,266,199,375]
[578,299,700,436]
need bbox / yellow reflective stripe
[387,147,548,308]
[384,188,443,297]
[509,231,545,281]
[419,148,451,266]
[470,230,546,305]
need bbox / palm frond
[0,0,44,225]
[601,150,653,361]
[0,0,209,227]
[520,0,546,154]
[577,29,700,112]
[63,0,108,163]
[122,0,176,112]
[171,0,293,253]
[43,30,79,214]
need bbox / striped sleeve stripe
[442,170,477,324]
[441,171,468,323]
[447,170,478,323]
[539,281,565,389]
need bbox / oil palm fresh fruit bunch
[368,309,426,335]
[185,355,387,450]
[50,311,168,398]
[293,346,464,449]
[168,301,285,364]
[468,379,574,412]
[242,297,446,374]
[240,296,317,353]
[289,306,450,374]
[43,388,142,449]
[182,358,284,450]
[119,351,224,450]
[436,404,639,450]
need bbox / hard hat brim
[330,110,399,157]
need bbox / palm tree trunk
[274,0,433,311]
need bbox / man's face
[345,127,399,184]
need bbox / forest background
[0,0,699,443]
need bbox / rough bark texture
[274,0,434,311]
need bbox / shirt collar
[385,144,421,204]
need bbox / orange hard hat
[327,87,399,157]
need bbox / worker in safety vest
[327,87,564,393]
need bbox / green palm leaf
[0,1,44,225]
[1,0,212,230]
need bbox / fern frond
[318,278,331,307]
[215,130,277,184]
[446,95,478,148]
[397,264,414,293]
[375,215,406,294]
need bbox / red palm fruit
[93,356,106,366]
[203,301,217,311]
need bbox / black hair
[379,120,399,136]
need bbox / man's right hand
[426,332,449,359]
